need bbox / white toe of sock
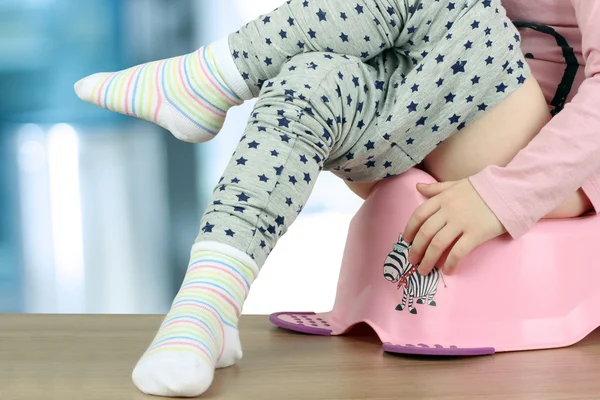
[73,73,109,101]
[132,352,215,397]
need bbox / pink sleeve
[468,0,600,239]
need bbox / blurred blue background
[0,0,362,315]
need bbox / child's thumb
[416,181,456,197]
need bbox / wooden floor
[1,314,599,400]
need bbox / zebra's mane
[393,239,410,254]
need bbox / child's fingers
[403,198,441,244]
[417,225,461,276]
[408,211,446,265]
[443,235,478,274]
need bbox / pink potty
[270,168,600,356]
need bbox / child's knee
[254,52,371,145]
[259,52,364,99]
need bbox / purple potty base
[269,312,334,336]
[382,342,496,357]
[269,312,496,357]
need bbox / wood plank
[1,315,599,399]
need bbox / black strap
[512,21,579,116]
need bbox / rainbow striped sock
[132,242,258,397]
[74,38,252,143]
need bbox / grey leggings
[197,0,530,266]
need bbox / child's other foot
[131,243,257,397]
[74,38,252,143]
[132,325,242,397]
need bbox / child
[73,0,557,396]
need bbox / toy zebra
[383,234,441,314]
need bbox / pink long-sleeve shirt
[469,0,600,239]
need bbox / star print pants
[197,0,530,266]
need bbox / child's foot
[132,243,257,397]
[74,38,252,143]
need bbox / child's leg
[131,52,386,397]
[545,190,592,218]
[422,76,592,218]
[229,0,410,97]
[423,76,550,181]
[74,0,409,142]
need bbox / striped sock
[74,38,252,143]
[132,242,258,397]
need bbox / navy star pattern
[202,0,529,265]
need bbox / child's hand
[403,178,506,276]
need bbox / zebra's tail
[440,270,447,288]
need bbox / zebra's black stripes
[383,235,441,314]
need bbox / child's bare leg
[545,190,592,218]
[422,76,592,219]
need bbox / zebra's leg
[395,290,408,311]
[408,293,417,315]
[428,293,437,307]
[428,279,440,307]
